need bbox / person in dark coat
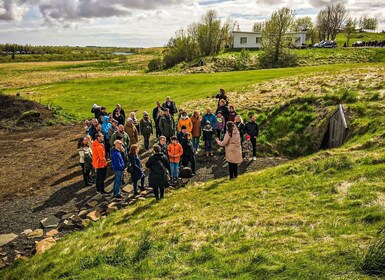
[152,101,164,138]
[216,99,229,122]
[87,118,99,140]
[244,114,259,161]
[111,140,126,198]
[181,133,196,174]
[158,136,169,159]
[139,111,153,151]
[91,104,101,119]
[159,108,175,143]
[113,109,125,126]
[215,88,228,107]
[235,115,245,143]
[145,145,170,200]
[112,104,126,121]
[128,144,146,195]
[162,96,177,116]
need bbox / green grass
[4,62,385,120]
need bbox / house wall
[232,31,306,49]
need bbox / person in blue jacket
[201,107,217,128]
[101,115,112,158]
[111,140,126,198]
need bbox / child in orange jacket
[167,136,183,181]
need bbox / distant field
[2,62,385,120]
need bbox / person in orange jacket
[177,111,193,133]
[167,136,183,182]
[92,132,108,194]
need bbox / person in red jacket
[167,136,183,183]
[92,132,108,194]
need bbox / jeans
[228,162,238,179]
[192,137,200,151]
[133,173,146,193]
[250,137,257,157]
[113,170,123,196]
[204,139,212,152]
[95,167,107,193]
[170,162,179,179]
[143,134,151,151]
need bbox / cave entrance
[321,104,348,149]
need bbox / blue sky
[0,0,384,47]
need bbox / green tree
[359,17,379,31]
[294,16,317,45]
[259,7,297,68]
[196,10,222,56]
[252,22,264,32]
[317,3,347,41]
[344,18,356,46]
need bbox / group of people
[77,89,259,200]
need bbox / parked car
[313,41,325,48]
[323,41,337,48]
[352,41,364,47]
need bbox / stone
[128,200,136,205]
[27,229,44,239]
[78,210,89,218]
[86,211,101,222]
[40,216,60,229]
[14,254,28,261]
[138,197,146,200]
[87,200,98,208]
[21,229,32,235]
[122,185,132,193]
[58,220,76,231]
[46,229,58,238]
[107,205,118,215]
[0,258,5,269]
[140,190,148,195]
[81,219,91,228]
[0,233,18,246]
[35,237,56,255]
[62,213,74,220]
[96,202,108,213]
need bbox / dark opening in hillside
[321,104,348,149]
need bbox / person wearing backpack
[146,145,170,200]
[139,111,153,151]
[77,136,93,186]
[111,140,126,198]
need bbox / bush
[147,58,163,72]
[258,49,298,69]
[359,232,385,275]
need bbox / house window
[240,37,247,44]
[256,37,260,43]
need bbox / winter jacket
[167,143,183,163]
[191,115,202,137]
[216,116,225,130]
[124,122,139,145]
[235,122,245,141]
[217,129,243,164]
[92,140,108,169]
[202,125,214,140]
[159,115,175,138]
[244,121,259,138]
[177,131,186,144]
[152,106,164,122]
[101,116,111,140]
[111,148,125,172]
[88,125,98,140]
[162,101,177,116]
[113,108,126,121]
[201,113,217,128]
[215,93,228,107]
[108,126,118,139]
[216,105,229,122]
[91,106,101,118]
[110,131,130,148]
[145,153,170,188]
[114,114,125,126]
[181,139,194,159]
[140,117,153,136]
[177,116,193,133]
[228,110,237,122]
[129,154,144,182]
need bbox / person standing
[128,144,146,195]
[152,101,164,138]
[191,110,202,151]
[162,96,177,116]
[158,135,169,159]
[216,99,229,123]
[129,112,140,134]
[110,124,130,149]
[77,136,93,186]
[146,145,170,200]
[215,111,225,140]
[125,118,139,146]
[101,115,112,158]
[92,132,108,193]
[111,140,126,198]
[216,121,242,180]
[243,134,252,161]
[139,111,153,151]
[113,109,125,126]
[215,88,228,107]
[167,136,183,183]
[203,121,214,157]
[228,104,238,123]
[113,104,126,121]
[91,104,101,119]
[181,133,196,174]
[159,108,175,143]
[234,115,245,143]
[201,107,217,128]
[244,114,259,161]
[177,111,193,134]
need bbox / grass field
[3,62,385,121]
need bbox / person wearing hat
[91,104,101,119]
[139,111,153,151]
[111,140,126,198]
[243,134,253,161]
[203,120,214,157]
[178,125,187,144]
[113,104,126,121]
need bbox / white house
[232,31,307,49]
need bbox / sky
[0,0,384,47]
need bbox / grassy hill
[1,63,385,279]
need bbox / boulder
[96,202,108,213]
[86,211,101,222]
[81,219,91,228]
[0,258,5,269]
[138,197,146,200]
[46,229,58,238]
[35,237,56,255]
[40,216,60,229]
[21,229,32,235]
[78,210,89,218]
[128,200,136,205]
[122,185,132,193]
[14,254,28,261]
[61,213,74,220]
[0,233,18,247]
[58,220,76,231]
[27,229,44,239]
[87,200,98,208]
[107,204,118,215]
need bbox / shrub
[359,231,385,275]
[147,58,163,72]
